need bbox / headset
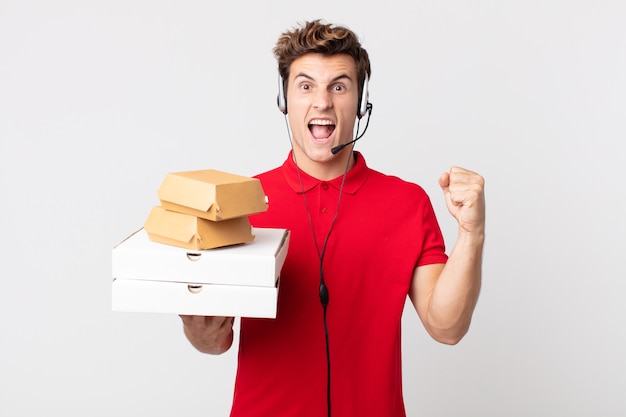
[277,74,370,119]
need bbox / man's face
[286,53,360,178]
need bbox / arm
[179,315,235,354]
[409,166,485,345]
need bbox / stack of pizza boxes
[111,169,290,318]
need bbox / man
[181,20,485,417]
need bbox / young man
[181,20,485,417]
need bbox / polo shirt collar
[281,151,370,195]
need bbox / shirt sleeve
[416,195,448,267]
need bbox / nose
[312,88,332,111]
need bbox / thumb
[438,171,460,214]
[438,171,450,193]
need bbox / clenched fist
[438,166,485,236]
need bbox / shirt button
[321,183,329,190]
[321,207,328,214]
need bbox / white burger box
[112,227,290,318]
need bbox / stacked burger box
[112,169,290,318]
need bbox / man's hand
[438,166,485,236]
[179,315,235,354]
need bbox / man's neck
[291,151,355,181]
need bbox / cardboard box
[112,227,289,287]
[111,277,280,318]
[144,206,254,250]
[112,227,288,318]
[157,169,268,221]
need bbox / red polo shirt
[230,152,448,417]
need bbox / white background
[1,1,625,416]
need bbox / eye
[331,84,345,92]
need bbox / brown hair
[273,20,371,97]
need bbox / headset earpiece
[277,76,287,114]
[358,74,370,119]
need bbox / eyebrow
[292,72,354,84]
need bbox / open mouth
[308,119,336,140]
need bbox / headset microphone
[330,102,373,154]
[331,137,360,155]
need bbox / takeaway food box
[112,227,290,318]
[157,169,269,221]
[143,169,269,250]
[111,168,287,319]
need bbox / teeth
[309,119,334,125]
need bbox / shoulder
[254,165,283,180]
[359,166,437,221]
[366,167,429,199]
[253,165,287,191]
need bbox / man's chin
[296,146,335,163]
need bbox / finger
[180,315,212,330]
[450,166,479,176]
[449,167,484,187]
[181,315,233,332]
[448,177,482,206]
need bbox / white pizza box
[112,228,289,287]
[112,277,279,318]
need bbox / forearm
[425,230,483,344]
[180,316,235,355]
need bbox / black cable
[355,103,373,141]
[319,272,331,416]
